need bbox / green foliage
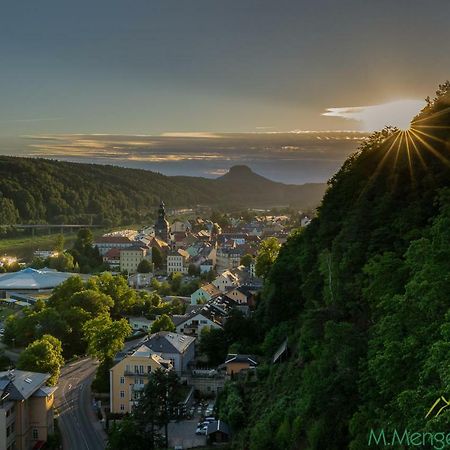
[150,314,175,333]
[151,246,163,270]
[137,258,152,273]
[107,369,183,450]
[17,335,64,385]
[240,253,253,268]
[83,314,131,363]
[221,85,450,449]
[255,237,280,278]
[0,157,325,227]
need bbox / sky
[0,0,449,183]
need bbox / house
[167,249,190,275]
[0,369,56,450]
[170,220,191,234]
[128,272,152,289]
[190,283,221,305]
[120,246,151,274]
[200,260,214,274]
[103,248,121,269]
[94,235,134,256]
[226,285,256,306]
[221,354,258,376]
[216,247,243,272]
[173,309,223,337]
[207,420,230,443]
[212,270,240,293]
[143,332,196,373]
[128,316,153,332]
[109,345,172,414]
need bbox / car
[197,421,208,428]
[174,446,184,450]
[0,329,4,335]
[205,416,216,422]
[195,425,208,435]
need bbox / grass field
[0,228,107,261]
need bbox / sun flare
[323,99,427,132]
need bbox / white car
[195,425,208,435]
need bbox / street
[54,357,107,450]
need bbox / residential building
[173,310,223,337]
[0,370,56,450]
[170,220,191,234]
[226,285,256,306]
[220,354,258,376]
[120,247,150,274]
[212,270,240,293]
[128,317,153,333]
[216,247,242,272]
[143,332,196,373]
[103,248,121,269]
[167,249,189,275]
[109,345,172,414]
[200,260,214,274]
[94,235,134,256]
[190,283,221,305]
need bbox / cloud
[323,99,426,131]
[14,131,370,184]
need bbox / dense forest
[0,159,325,226]
[219,83,450,449]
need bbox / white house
[167,249,190,275]
[173,310,223,337]
[212,270,240,293]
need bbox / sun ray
[411,128,448,144]
[408,129,450,167]
[406,131,427,171]
[404,131,415,184]
[411,106,450,124]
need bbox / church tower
[154,200,169,242]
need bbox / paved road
[55,357,107,450]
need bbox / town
[0,202,312,450]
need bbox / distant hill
[0,157,326,225]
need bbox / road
[54,357,107,450]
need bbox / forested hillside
[0,159,325,225]
[222,83,450,449]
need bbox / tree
[17,335,64,385]
[199,327,228,366]
[69,289,114,316]
[83,315,131,364]
[54,234,65,253]
[151,247,163,270]
[150,314,175,333]
[240,253,254,268]
[137,259,153,273]
[255,237,280,278]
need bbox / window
[120,404,125,411]
[120,391,125,398]
[32,429,38,440]
[120,377,125,384]
[139,365,144,374]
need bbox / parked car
[205,416,216,422]
[195,425,208,435]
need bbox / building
[207,420,230,443]
[120,247,150,274]
[220,354,258,376]
[216,247,243,272]
[143,332,196,373]
[166,249,189,275]
[190,283,221,305]
[212,270,240,293]
[128,316,154,333]
[173,309,223,337]
[170,220,191,234]
[102,248,121,269]
[226,285,256,306]
[0,370,56,450]
[94,235,134,256]
[109,345,172,414]
[154,201,169,242]
[0,268,90,294]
